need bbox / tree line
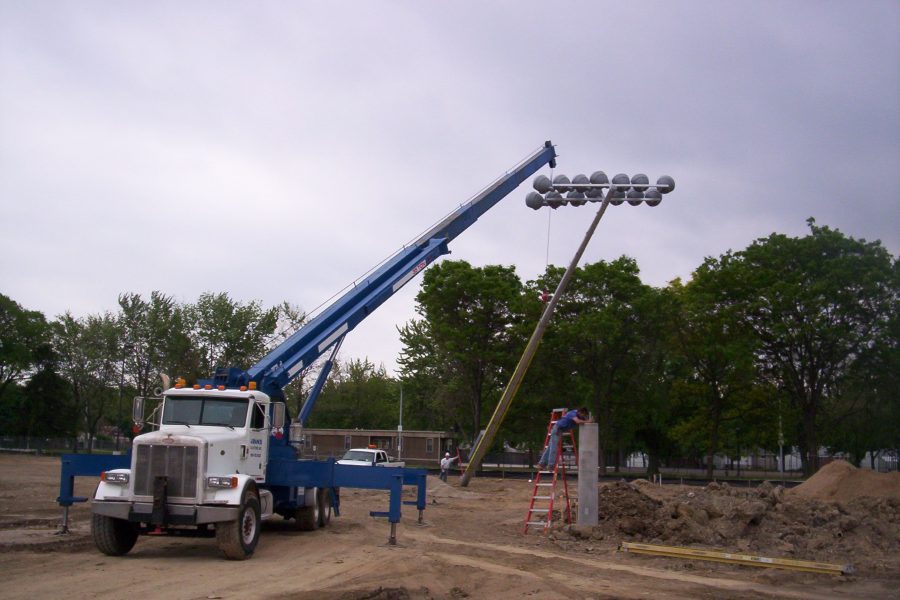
[1,220,896,475]
[395,220,897,476]
[0,291,304,449]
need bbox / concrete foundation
[577,422,598,526]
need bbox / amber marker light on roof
[249,382,257,390]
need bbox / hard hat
[445,452,450,457]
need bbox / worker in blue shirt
[536,407,590,470]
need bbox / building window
[371,436,392,450]
[344,435,351,450]
[426,438,434,454]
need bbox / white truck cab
[91,386,293,560]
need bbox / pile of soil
[557,465,900,575]
[789,460,900,503]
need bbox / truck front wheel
[216,489,261,560]
[92,514,139,556]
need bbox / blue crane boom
[206,141,557,421]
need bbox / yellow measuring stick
[619,542,852,576]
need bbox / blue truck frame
[57,141,558,541]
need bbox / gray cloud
[1,1,897,372]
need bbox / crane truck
[57,141,558,559]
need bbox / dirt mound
[561,479,900,575]
[789,460,900,502]
[422,476,483,500]
[597,481,663,537]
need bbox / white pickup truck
[337,448,405,468]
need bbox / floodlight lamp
[631,173,649,192]
[644,189,662,207]
[611,173,631,192]
[526,191,545,210]
[545,190,564,209]
[590,171,609,186]
[656,175,675,193]
[533,175,552,194]
[552,174,572,192]
[572,173,589,188]
[567,191,586,206]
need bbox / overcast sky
[1,1,898,374]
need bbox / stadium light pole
[459,170,675,487]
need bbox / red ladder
[523,408,578,534]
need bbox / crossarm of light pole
[459,193,612,486]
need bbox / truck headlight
[102,472,129,484]
[207,476,238,489]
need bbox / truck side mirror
[272,402,285,429]
[132,396,145,425]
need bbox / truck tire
[216,489,261,560]
[295,488,320,531]
[317,487,333,527]
[92,514,139,556]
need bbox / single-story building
[289,426,456,466]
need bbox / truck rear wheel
[216,489,261,560]
[317,487,333,527]
[295,488,320,531]
[92,514,139,556]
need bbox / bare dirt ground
[0,454,897,600]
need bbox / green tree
[0,384,25,436]
[0,294,50,400]
[716,220,896,475]
[312,358,399,429]
[186,292,279,375]
[627,285,681,476]
[117,291,193,396]
[397,319,453,431]
[823,291,899,467]
[22,359,77,440]
[535,258,664,473]
[669,270,763,477]
[53,312,121,451]
[492,272,563,463]
[399,261,523,442]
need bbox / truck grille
[134,444,200,498]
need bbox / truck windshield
[341,450,374,462]
[162,396,249,428]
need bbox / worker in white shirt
[440,452,458,482]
